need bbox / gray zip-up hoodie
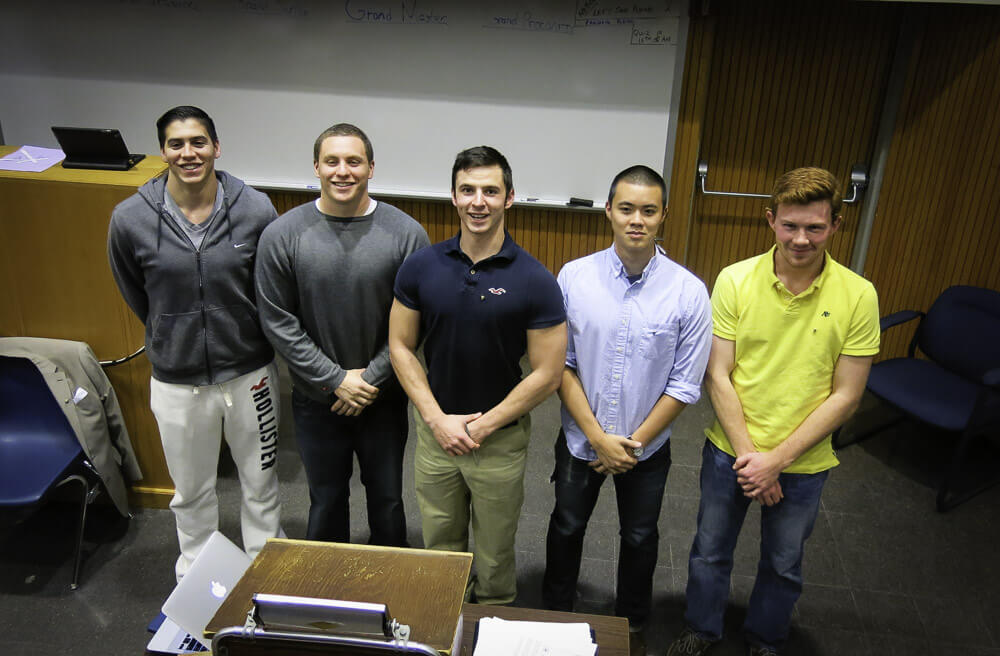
[108,170,277,385]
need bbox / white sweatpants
[150,361,283,581]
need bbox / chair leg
[66,474,89,590]
[936,430,1000,512]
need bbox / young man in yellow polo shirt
[667,168,880,656]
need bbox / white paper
[72,386,88,404]
[473,616,597,656]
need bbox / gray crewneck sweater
[255,200,430,402]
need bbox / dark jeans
[291,384,409,546]
[685,440,828,650]
[543,430,671,627]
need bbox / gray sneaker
[666,628,715,656]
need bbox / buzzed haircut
[313,123,374,163]
[156,106,218,148]
[452,146,513,195]
[607,165,667,207]
[768,167,843,218]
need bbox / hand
[465,414,495,445]
[332,369,379,415]
[733,451,784,498]
[331,398,362,417]
[756,480,784,506]
[587,432,642,475]
[428,412,483,456]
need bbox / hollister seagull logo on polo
[821,311,831,317]
[250,375,269,391]
[489,287,507,295]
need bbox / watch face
[632,446,644,458]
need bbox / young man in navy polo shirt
[389,146,567,604]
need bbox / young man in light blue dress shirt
[542,165,712,655]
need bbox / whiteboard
[0,0,683,206]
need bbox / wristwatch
[628,436,644,458]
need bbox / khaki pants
[414,409,531,605]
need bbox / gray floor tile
[793,583,860,631]
[783,625,870,655]
[914,595,994,647]
[660,493,699,539]
[852,589,924,637]
[866,634,932,656]
[666,463,702,499]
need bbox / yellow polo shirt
[705,247,880,473]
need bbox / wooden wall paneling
[683,0,898,291]
[665,8,714,264]
[866,5,1000,359]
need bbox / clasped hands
[733,450,784,506]
[428,412,490,456]
[588,432,642,475]
[330,369,379,416]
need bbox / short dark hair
[156,106,217,148]
[607,165,666,207]
[313,123,374,163]
[451,146,513,195]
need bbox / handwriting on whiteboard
[344,0,448,24]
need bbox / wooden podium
[206,539,473,654]
[0,146,173,507]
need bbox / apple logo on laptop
[210,580,228,599]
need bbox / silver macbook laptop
[161,531,252,649]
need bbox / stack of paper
[473,616,597,656]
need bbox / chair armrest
[983,368,1000,387]
[880,310,923,332]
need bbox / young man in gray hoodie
[108,106,283,581]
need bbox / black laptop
[51,126,146,171]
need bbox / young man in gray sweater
[108,106,283,581]
[256,124,429,545]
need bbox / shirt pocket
[638,321,679,361]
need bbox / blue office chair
[0,355,101,588]
[834,286,1000,511]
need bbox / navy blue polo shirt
[394,232,565,415]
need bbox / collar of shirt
[764,244,832,299]
[443,231,519,266]
[312,197,378,218]
[606,245,663,283]
[163,181,224,230]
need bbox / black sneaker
[746,644,779,656]
[666,627,715,655]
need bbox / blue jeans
[291,385,408,546]
[543,430,670,627]
[685,440,828,649]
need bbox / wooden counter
[0,145,173,507]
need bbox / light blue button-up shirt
[559,246,712,461]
